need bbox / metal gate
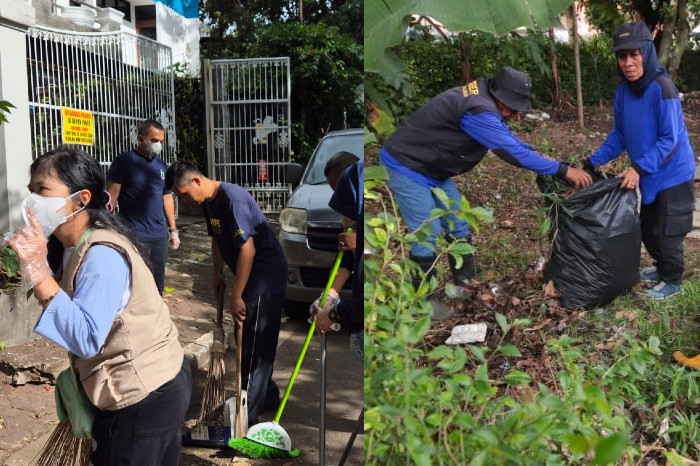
[26,26,176,171]
[204,58,292,213]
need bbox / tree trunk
[459,32,470,85]
[668,0,690,80]
[549,28,561,109]
[571,5,584,129]
[657,0,679,67]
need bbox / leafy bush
[171,63,206,174]
[380,29,620,125]
[364,162,700,464]
[0,242,20,291]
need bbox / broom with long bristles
[34,358,96,466]
[199,288,227,421]
[33,421,91,466]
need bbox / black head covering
[612,22,668,93]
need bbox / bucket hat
[489,67,533,113]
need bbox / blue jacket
[329,161,363,334]
[589,75,695,205]
[383,80,568,181]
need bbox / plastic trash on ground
[445,323,488,345]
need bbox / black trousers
[242,292,284,424]
[641,180,694,285]
[91,358,192,466]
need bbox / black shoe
[409,253,437,291]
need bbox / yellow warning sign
[61,107,94,146]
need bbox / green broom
[228,248,346,459]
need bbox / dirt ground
[365,101,700,341]
[366,101,700,276]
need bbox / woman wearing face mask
[583,22,696,301]
[7,147,191,465]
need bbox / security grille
[26,26,176,172]
[204,58,292,213]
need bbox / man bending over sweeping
[165,161,288,426]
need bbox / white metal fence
[204,58,292,213]
[26,26,176,171]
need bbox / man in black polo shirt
[165,161,287,425]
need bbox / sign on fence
[61,107,94,145]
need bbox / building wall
[34,1,89,32]
[156,2,200,75]
[0,1,35,233]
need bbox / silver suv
[279,128,363,316]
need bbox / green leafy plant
[364,165,636,464]
[0,100,15,125]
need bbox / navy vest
[384,79,500,179]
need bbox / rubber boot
[409,253,455,321]
[446,235,476,286]
[409,253,436,291]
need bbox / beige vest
[60,229,183,410]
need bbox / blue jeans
[383,163,469,257]
[140,236,169,295]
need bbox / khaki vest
[59,229,183,410]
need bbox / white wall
[156,2,200,75]
[0,2,35,233]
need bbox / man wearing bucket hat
[583,22,696,302]
[380,66,592,297]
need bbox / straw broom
[33,421,91,466]
[199,288,227,421]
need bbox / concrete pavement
[0,217,364,465]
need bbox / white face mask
[21,192,85,238]
[146,141,163,157]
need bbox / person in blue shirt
[164,161,288,426]
[7,147,191,465]
[381,66,592,295]
[107,119,179,295]
[583,22,696,300]
[312,157,364,362]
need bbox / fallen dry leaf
[524,318,552,332]
[543,280,562,298]
[615,310,637,322]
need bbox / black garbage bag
[543,177,641,310]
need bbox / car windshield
[304,132,364,185]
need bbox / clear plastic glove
[6,210,52,289]
[168,230,180,249]
[309,288,340,319]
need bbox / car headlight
[280,207,308,234]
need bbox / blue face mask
[21,192,85,238]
